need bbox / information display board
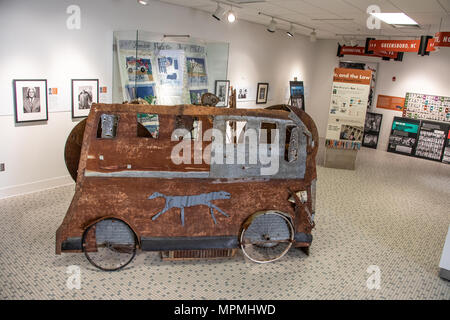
[362,112,383,149]
[414,120,449,161]
[387,117,420,156]
[403,92,450,123]
[325,68,372,150]
[376,94,405,111]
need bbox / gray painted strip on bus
[85,170,210,178]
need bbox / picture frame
[362,112,383,149]
[71,79,99,118]
[256,82,269,104]
[289,81,305,111]
[215,80,230,107]
[13,79,48,123]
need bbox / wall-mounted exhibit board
[403,92,450,123]
[112,31,229,105]
[362,112,383,149]
[414,120,449,162]
[289,81,305,111]
[324,67,372,169]
[387,117,420,156]
[376,94,405,112]
[388,116,450,164]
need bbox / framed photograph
[256,82,269,104]
[71,79,99,118]
[13,79,48,123]
[215,80,230,107]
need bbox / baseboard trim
[0,175,75,200]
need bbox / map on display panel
[403,92,450,123]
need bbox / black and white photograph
[72,79,99,118]
[237,87,248,100]
[214,80,229,107]
[13,79,48,123]
[364,112,383,133]
[256,82,269,104]
[362,112,383,148]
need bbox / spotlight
[287,24,294,37]
[310,29,317,42]
[227,9,236,23]
[137,0,148,5]
[212,3,225,21]
[267,18,277,33]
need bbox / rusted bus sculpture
[56,103,319,270]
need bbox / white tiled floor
[0,147,449,299]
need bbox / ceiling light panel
[370,12,419,25]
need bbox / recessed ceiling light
[267,18,277,33]
[137,0,148,5]
[370,12,418,25]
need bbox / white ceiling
[156,0,450,41]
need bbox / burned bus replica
[56,103,319,271]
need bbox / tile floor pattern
[0,148,449,299]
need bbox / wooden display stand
[324,147,358,170]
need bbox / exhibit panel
[387,117,420,156]
[324,68,371,169]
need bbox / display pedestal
[439,226,450,281]
[324,147,357,170]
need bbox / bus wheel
[82,218,137,271]
[239,210,294,263]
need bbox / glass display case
[112,30,229,105]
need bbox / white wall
[0,0,318,198]
[309,40,450,150]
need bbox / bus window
[259,122,277,144]
[285,125,300,162]
[137,113,159,138]
[97,114,118,139]
[226,120,247,144]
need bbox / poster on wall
[387,117,420,156]
[414,120,449,161]
[403,92,450,123]
[186,57,208,87]
[376,94,405,112]
[362,112,383,149]
[325,68,372,150]
[339,61,377,110]
[442,130,450,164]
[289,81,305,111]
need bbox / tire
[239,211,294,263]
[82,218,137,271]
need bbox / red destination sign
[368,39,421,52]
